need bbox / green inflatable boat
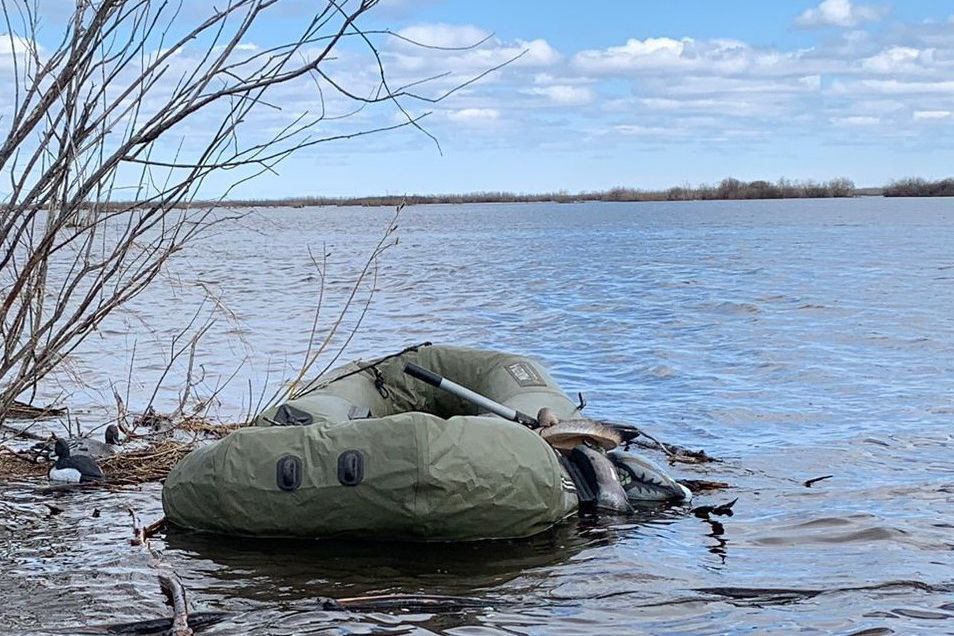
[162,345,583,541]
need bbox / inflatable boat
[162,344,687,541]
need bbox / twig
[1,0,511,432]
[0,422,47,441]
[159,573,192,636]
[129,507,191,634]
[128,507,144,545]
[602,419,721,464]
[803,475,833,488]
[679,479,731,493]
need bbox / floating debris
[803,475,834,488]
[679,479,732,493]
[6,400,66,420]
[692,498,738,519]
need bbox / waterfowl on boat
[540,419,621,451]
[48,439,105,483]
[609,450,692,502]
[536,407,560,428]
[564,443,633,514]
[162,344,690,541]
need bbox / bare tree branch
[0,0,512,423]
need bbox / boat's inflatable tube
[162,345,580,541]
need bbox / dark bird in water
[48,439,105,483]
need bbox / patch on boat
[505,361,545,387]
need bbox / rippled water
[2,198,953,634]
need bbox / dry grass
[0,447,46,478]
[100,440,198,484]
[178,418,243,437]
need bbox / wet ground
[1,198,953,634]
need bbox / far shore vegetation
[882,178,954,198]
[209,177,954,208]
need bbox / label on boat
[505,362,546,387]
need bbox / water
[2,198,953,634]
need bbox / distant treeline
[219,178,858,208]
[883,178,954,198]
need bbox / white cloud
[844,79,954,94]
[0,33,34,56]
[830,115,881,126]
[913,110,953,121]
[642,76,823,98]
[525,84,594,105]
[389,25,559,76]
[628,96,782,117]
[861,46,938,74]
[801,75,824,90]
[520,40,562,66]
[795,0,884,28]
[613,124,687,137]
[574,37,696,74]
[572,36,832,78]
[397,24,490,49]
[446,107,500,123]
[0,32,40,71]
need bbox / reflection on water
[164,521,595,602]
[3,198,954,634]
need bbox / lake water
[2,198,953,634]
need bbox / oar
[403,362,539,428]
[403,362,644,444]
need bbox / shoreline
[213,178,859,208]
[199,178,954,208]
[88,177,954,209]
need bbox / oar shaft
[403,362,538,428]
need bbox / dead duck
[536,407,560,428]
[48,439,105,483]
[609,451,692,502]
[536,414,691,504]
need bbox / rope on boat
[292,341,433,399]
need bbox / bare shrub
[0,0,507,425]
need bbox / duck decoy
[70,424,123,458]
[48,439,105,483]
[31,424,123,462]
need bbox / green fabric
[162,345,579,541]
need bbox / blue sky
[6,0,954,197]
[283,0,954,196]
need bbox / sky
[4,0,954,197]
